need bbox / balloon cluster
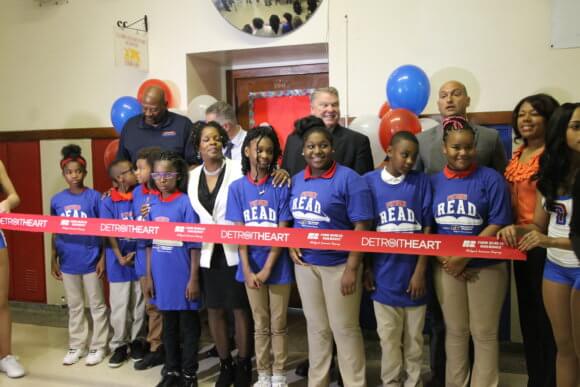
[351,64,432,165]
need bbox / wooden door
[227,63,329,132]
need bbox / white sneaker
[271,374,288,387]
[0,355,26,378]
[62,348,87,365]
[253,373,271,387]
[85,349,107,366]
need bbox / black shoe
[130,340,147,362]
[182,373,198,387]
[156,371,181,387]
[134,347,164,370]
[216,358,235,387]
[108,345,129,368]
[234,357,252,387]
[295,359,309,377]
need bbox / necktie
[224,142,233,159]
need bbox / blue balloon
[110,96,142,134]
[386,65,430,115]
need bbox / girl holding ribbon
[289,115,373,387]
[0,159,25,379]
[430,117,512,387]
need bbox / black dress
[198,167,248,309]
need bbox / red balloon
[378,101,391,118]
[379,108,421,151]
[137,79,173,108]
[104,139,119,170]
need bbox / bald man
[415,80,507,174]
[116,86,196,164]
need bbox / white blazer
[188,158,243,268]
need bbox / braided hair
[241,125,282,176]
[148,150,189,193]
[442,116,475,143]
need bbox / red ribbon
[0,213,525,260]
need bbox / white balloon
[187,95,218,122]
[350,114,384,167]
[420,117,439,131]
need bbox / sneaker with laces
[0,355,26,378]
[253,373,271,387]
[108,345,129,368]
[182,372,198,387]
[271,375,288,387]
[85,348,107,366]
[62,348,87,365]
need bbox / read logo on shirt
[60,204,88,218]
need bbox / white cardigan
[188,158,243,268]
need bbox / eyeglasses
[151,172,179,180]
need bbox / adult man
[205,101,247,161]
[116,86,196,165]
[415,80,507,387]
[416,80,507,173]
[282,87,374,176]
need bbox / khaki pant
[245,283,291,375]
[433,263,508,387]
[62,272,110,351]
[139,276,163,351]
[295,264,366,387]
[374,302,426,387]
[109,281,145,350]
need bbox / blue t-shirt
[226,175,294,285]
[431,166,512,267]
[364,169,433,307]
[132,183,159,278]
[290,163,374,266]
[149,192,202,311]
[50,188,102,275]
[100,189,138,283]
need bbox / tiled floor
[2,304,529,386]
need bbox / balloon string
[344,13,349,126]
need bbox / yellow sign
[114,29,148,71]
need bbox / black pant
[514,248,556,387]
[162,310,201,375]
[426,270,446,382]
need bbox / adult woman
[188,121,250,386]
[289,116,373,387]
[499,103,580,387]
[431,116,512,387]
[0,160,24,379]
[501,93,559,387]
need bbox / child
[50,144,110,366]
[226,126,293,387]
[100,159,144,368]
[132,147,165,371]
[145,151,202,387]
[363,131,432,387]
[431,117,512,387]
[289,116,373,387]
[498,103,580,387]
[0,160,24,379]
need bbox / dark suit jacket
[281,124,374,176]
[415,123,507,175]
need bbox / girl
[363,131,432,387]
[145,151,201,387]
[132,147,165,370]
[498,103,580,387]
[187,121,250,387]
[431,117,512,387]
[289,116,373,387]
[502,94,559,387]
[0,159,24,379]
[225,126,293,387]
[50,144,110,366]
